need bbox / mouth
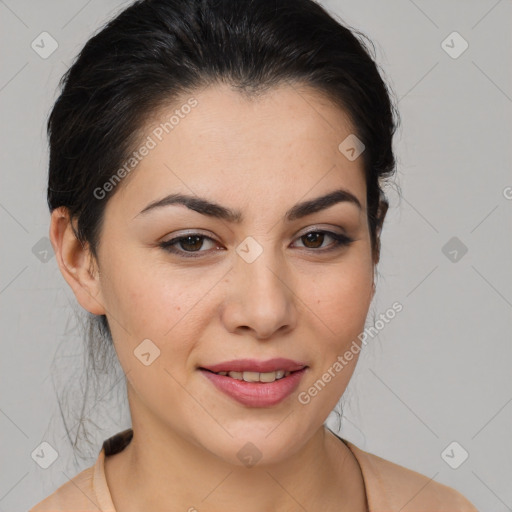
[201,368,297,383]
[200,357,307,374]
[199,358,308,407]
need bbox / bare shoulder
[28,465,97,511]
[346,442,479,511]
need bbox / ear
[372,197,389,266]
[49,207,106,315]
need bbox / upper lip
[201,358,307,373]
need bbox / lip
[201,367,307,407]
[201,358,307,373]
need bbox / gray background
[1,0,511,510]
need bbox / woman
[30,0,478,510]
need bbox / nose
[221,246,298,340]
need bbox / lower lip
[201,368,307,407]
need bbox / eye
[159,229,353,258]
[292,230,354,252]
[159,233,221,258]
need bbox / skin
[50,82,385,512]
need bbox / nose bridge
[237,235,288,302]
[227,235,297,337]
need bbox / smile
[199,358,308,407]
[210,370,291,382]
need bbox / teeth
[242,371,260,382]
[214,370,294,382]
[259,371,278,383]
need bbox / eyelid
[295,224,348,237]
[159,228,217,243]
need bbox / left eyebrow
[134,188,362,222]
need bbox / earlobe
[49,207,106,315]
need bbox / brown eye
[301,232,325,249]
[159,230,353,259]
[159,234,220,258]
[177,235,205,252]
[293,230,353,252]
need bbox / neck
[104,399,367,512]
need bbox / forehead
[108,82,367,216]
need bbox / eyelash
[158,230,354,259]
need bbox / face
[69,83,376,466]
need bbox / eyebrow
[135,188,362,222]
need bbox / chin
[196,421,316,468]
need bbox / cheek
[100,265,203,399]
[100,248,210,336]
[297,264,372,415]
[305,260,373,341]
